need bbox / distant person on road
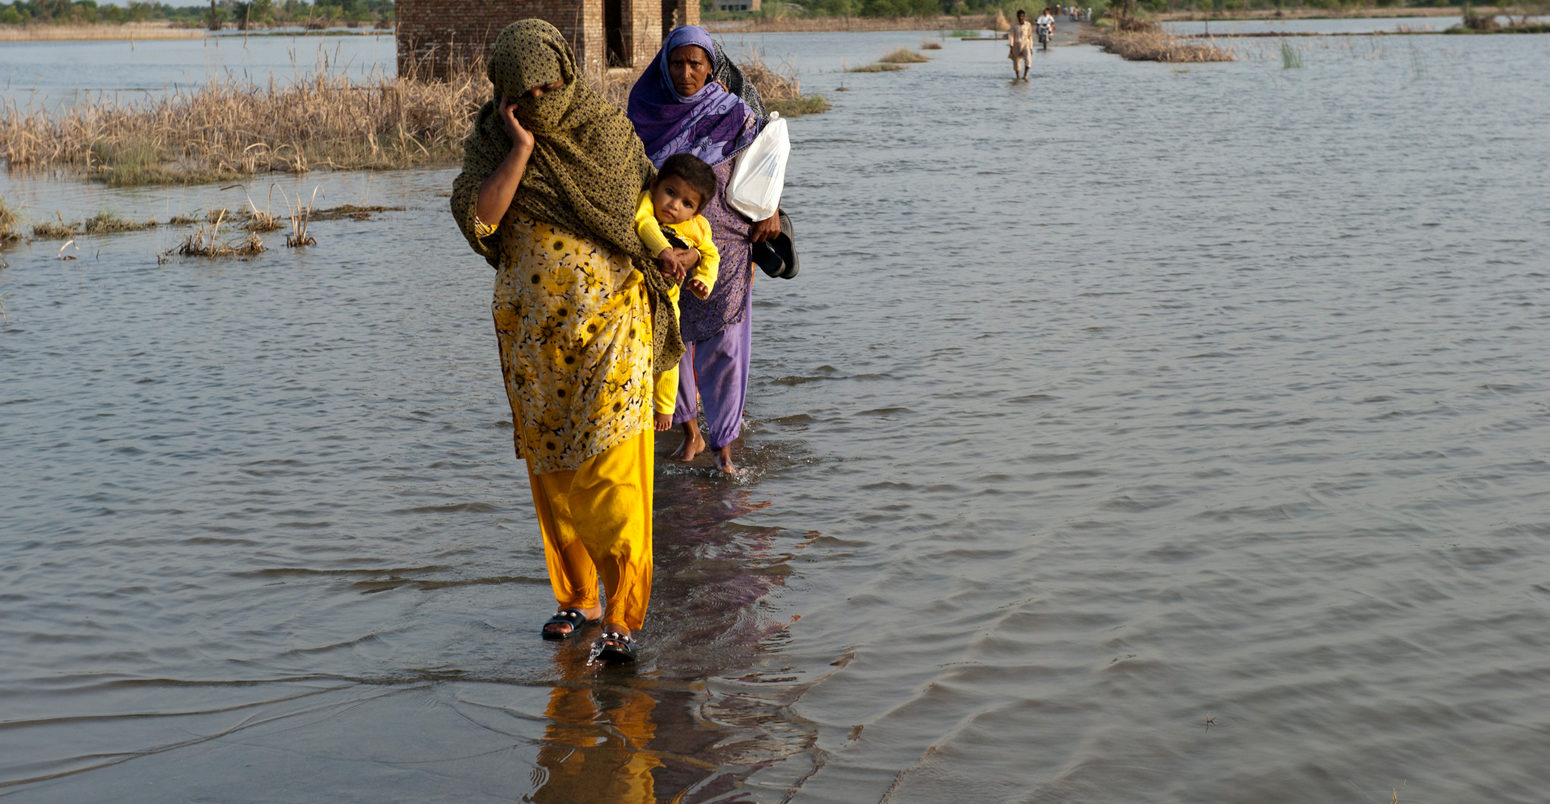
[1036,8,1056,49]
[1009,9,1034,80]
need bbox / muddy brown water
[3,29,1550,802]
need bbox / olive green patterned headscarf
[451,19,682,373]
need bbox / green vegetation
[1280,39,1303,66]
[704,0,1539,23]
[32,215,77,239]
[1443,6,1550,29]
[768,94,832,116]
[84,212,158,233]
[0,0,393,29]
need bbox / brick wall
[397,0,699,80]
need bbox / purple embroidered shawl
[627,26,760,168]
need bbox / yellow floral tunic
[491,216,653,475]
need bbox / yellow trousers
[652,282,682,416]
[526,429,654,632]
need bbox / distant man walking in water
[1009,9,1034,81]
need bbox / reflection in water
[524,474,817,802]
[531,684,661,804]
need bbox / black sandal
[541,608,594,641]
[594,630,637,663]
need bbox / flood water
[3,28,1550,803]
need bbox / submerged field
[0,36,825,187]
[4,28,1550,802]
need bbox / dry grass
[32,214,78,240]
[241,189,284,232]
[0,23,205,41]
[311,204,403,221]
[0,195,19,247]
[161,210,266,260]
[1083,20,1236,62]
[598,46,829,118]
[880,47,930,63]
[1152,5,1511,21]
[739,48,830,117]
[921,40,944,50]
[282,187,317,247]
[167,214,198,225]
[1,54,488,186]
[84,212,157,234]
[846,62,907,72]
[704,14,993,33]
[3,45,825,187]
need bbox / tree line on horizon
[704,0,1506,19]
[0,0,392,27]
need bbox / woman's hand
[475,99,535,228]
[750,211,781,243]
[498,96,535,154]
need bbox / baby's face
[651,175,703,227]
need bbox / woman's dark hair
[655,153,718,211]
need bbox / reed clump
[597,46,828,118]
[921,40,943,50]
[2,55,488,186]
[1460,7,1500,31]
[1445,10,1550,33]
[84,212,158,234]
[243,209,283,232]
[0,195,19,247]
[283,187,316,247]
[310,204,402,221]
[880,47,929,63]
[1280,40,1304,68]
[162,211,265,260]
[1083,17,1236,62]
[740,49,829,117]
[32,214,78,240]
[846,61,907,72]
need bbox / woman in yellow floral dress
[450,20,694,663]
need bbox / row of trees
[703,0,1522,18]
[0,0,393,27]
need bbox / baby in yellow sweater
[634,153,721,431]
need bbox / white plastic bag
[726,112,789,222]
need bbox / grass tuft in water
[880,48,929,63]
[1280,40,1304,69]
[0,196,19,247]
[283,187,318,248]
[1082,17,1236,62]
[846,62,907,73]
[32,214,79,240]
[84,212,158,234]
[162,210,265,260]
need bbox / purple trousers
[671,289,752,450]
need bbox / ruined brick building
[396,0,700,78]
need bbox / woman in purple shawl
[628,26,782,475]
